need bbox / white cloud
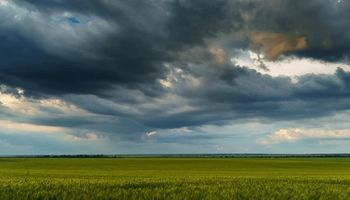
[0,86,110,146]
[0,119,66,134]
[231,50,350,78]
[0,86,91,117]
[259,128,350,145]
[175,127,192,133]
[0,0,8,6]
[0,119,107,153]
[65,132,100,142]
[146,131,157,137]
[159,79,172,88]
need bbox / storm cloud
[1,0,350,154]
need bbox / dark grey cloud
[1,0,173,97]
[251,0,350,61]
[137,66,350,129]
[0,0,250,98]
[2,0,350,142]
[3,0,349,96]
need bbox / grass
[1,158,350,199]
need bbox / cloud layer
[1,0,350,154]
[259,128,350,145]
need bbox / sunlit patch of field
[1,158,350,199]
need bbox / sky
[1,0,350,155]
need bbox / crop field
[1,158,350,199]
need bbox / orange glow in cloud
[250,31,307,61]
[209,47,226,64]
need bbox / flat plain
[1,157,350,199]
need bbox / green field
[1,158,350,199]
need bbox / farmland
[1,157,350,199]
